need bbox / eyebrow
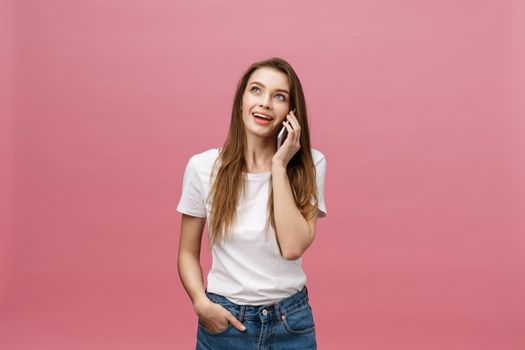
[249,81,290,95]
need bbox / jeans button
[262,309,268,315]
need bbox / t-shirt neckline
[243,171,272,179]
[216,147,272,180]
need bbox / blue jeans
[196,285,317,350]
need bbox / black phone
[277,108,295,149]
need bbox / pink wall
[1,0,524,349]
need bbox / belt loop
[239,305,245,323]
[274,302,281,322]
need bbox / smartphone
[277,108,295,149]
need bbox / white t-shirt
[176,147,327,305]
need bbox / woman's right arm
[177,213,208,310]
[177,213,246,332]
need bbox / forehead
[247,67,290,90]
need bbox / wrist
[271,161,287,172]
[192,294,210,316]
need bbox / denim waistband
[204,286,310,323]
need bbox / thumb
[226,313,246,332]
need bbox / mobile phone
[277,108,295,149]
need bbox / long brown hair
[206,57,319,248]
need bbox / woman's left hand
[272,110,301,168]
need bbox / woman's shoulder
[310,147,326,164]
[187,147,221,169]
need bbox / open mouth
[252,112,273,121]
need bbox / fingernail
[241,325,246,331]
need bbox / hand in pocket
[196,299,246,333]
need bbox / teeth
[253,113,272,120]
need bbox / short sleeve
[176,156,207,218]
[312,153,327,218]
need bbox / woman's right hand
[194,298,246,332]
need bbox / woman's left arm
[271,164,317,260]
[272,110,317,260]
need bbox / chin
[244,125,273,138]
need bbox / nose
[259,93,272,109]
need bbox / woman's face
[241,67,291,138]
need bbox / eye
[250,86,286,101]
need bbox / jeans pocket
[282,303,316,335]
[198,317,233,336]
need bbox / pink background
[1,0,524,349]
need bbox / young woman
[177,57,327,350]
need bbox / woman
[177,57,327,350]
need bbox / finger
[284,120,294,135]
[286,114,300,130]
[285,118,299,143]
[285,116,299,138]
[226,313,246,331]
